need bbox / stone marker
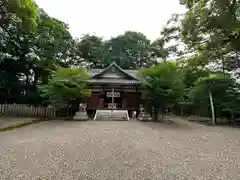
[73,103,89,121]
[138,105,152,121]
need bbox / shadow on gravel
[190,120,213,126]
[138,119,193,130]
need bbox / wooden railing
[0,104,56,118]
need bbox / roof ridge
[92,63,138,80]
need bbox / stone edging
[0,119,42,132]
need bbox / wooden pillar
[122,98,126,109]
[99,98,104,109]
[99,85,104,109]
[121,90,126,109]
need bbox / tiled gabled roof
[89,69,139,77]
[89,79,140,85]
[88,63,142,85]
[88,66,141,78]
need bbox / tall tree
[0,0,38,103]
[0,4,76,104]
[33,9,75,83]
[102,31,154,69]
[77,34,103,68]
[189,73,240,124]
[151,13,187,62]
[0,0,37,30]
[140,61,185,121]
[38,67,91,105]
[181,0,240,72]
[150,38,169,61]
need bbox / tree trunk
[222,56,226,74]
[208,89,216,125]
[180,105,183,117]
[161,109,165,121]
[154,106,158,122]
[231,112,236,125]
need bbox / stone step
[94,110,129,121]
[75,112,87,116]
[73,111,88,121]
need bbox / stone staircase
[94,110,129,121]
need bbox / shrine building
[86,63,142,113]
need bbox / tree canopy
[140,62,185,121]
[0,2,76,103]
[181,0,240,73]
[1,0,37,30]
[1,0,240,124]
[77,31,167,69]
[38,67,91,105]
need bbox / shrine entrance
[103,88,123,109]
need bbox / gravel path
[0,117,36,129]
[0,119,240,180]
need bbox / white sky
[35,0,186,41]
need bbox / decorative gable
[100,67,125,79]
[93,63,137,80]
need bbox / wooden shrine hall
[86,63,142,113]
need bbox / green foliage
[1,0,37,30]
[181,0,240,72]
[140,62,185,120]
[189,73,240,117]
[101,31,154,69]
[177,0,240,120]
[38,67,91,105]
[75,31,170,69]
[1,0,239,122]
[0,3,77,103]
[77,34,103,68]
[159,13,186,58]
[150,38,169,60]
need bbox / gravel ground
[0,117,36,129]
[0,119,240,180]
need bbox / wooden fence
[0,104,56,118]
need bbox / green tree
[189,73,240,125]
[181,0,240,72]
[0,0,37,30]
[33,9,75,83]
[150,38,169,61]
[102,31,154,69]
[0,6,76,104]
[140,62,185,121]
[149,13,188,65]
[160,13,186,58]
[77,34,103,68]
[38,67,91,105]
